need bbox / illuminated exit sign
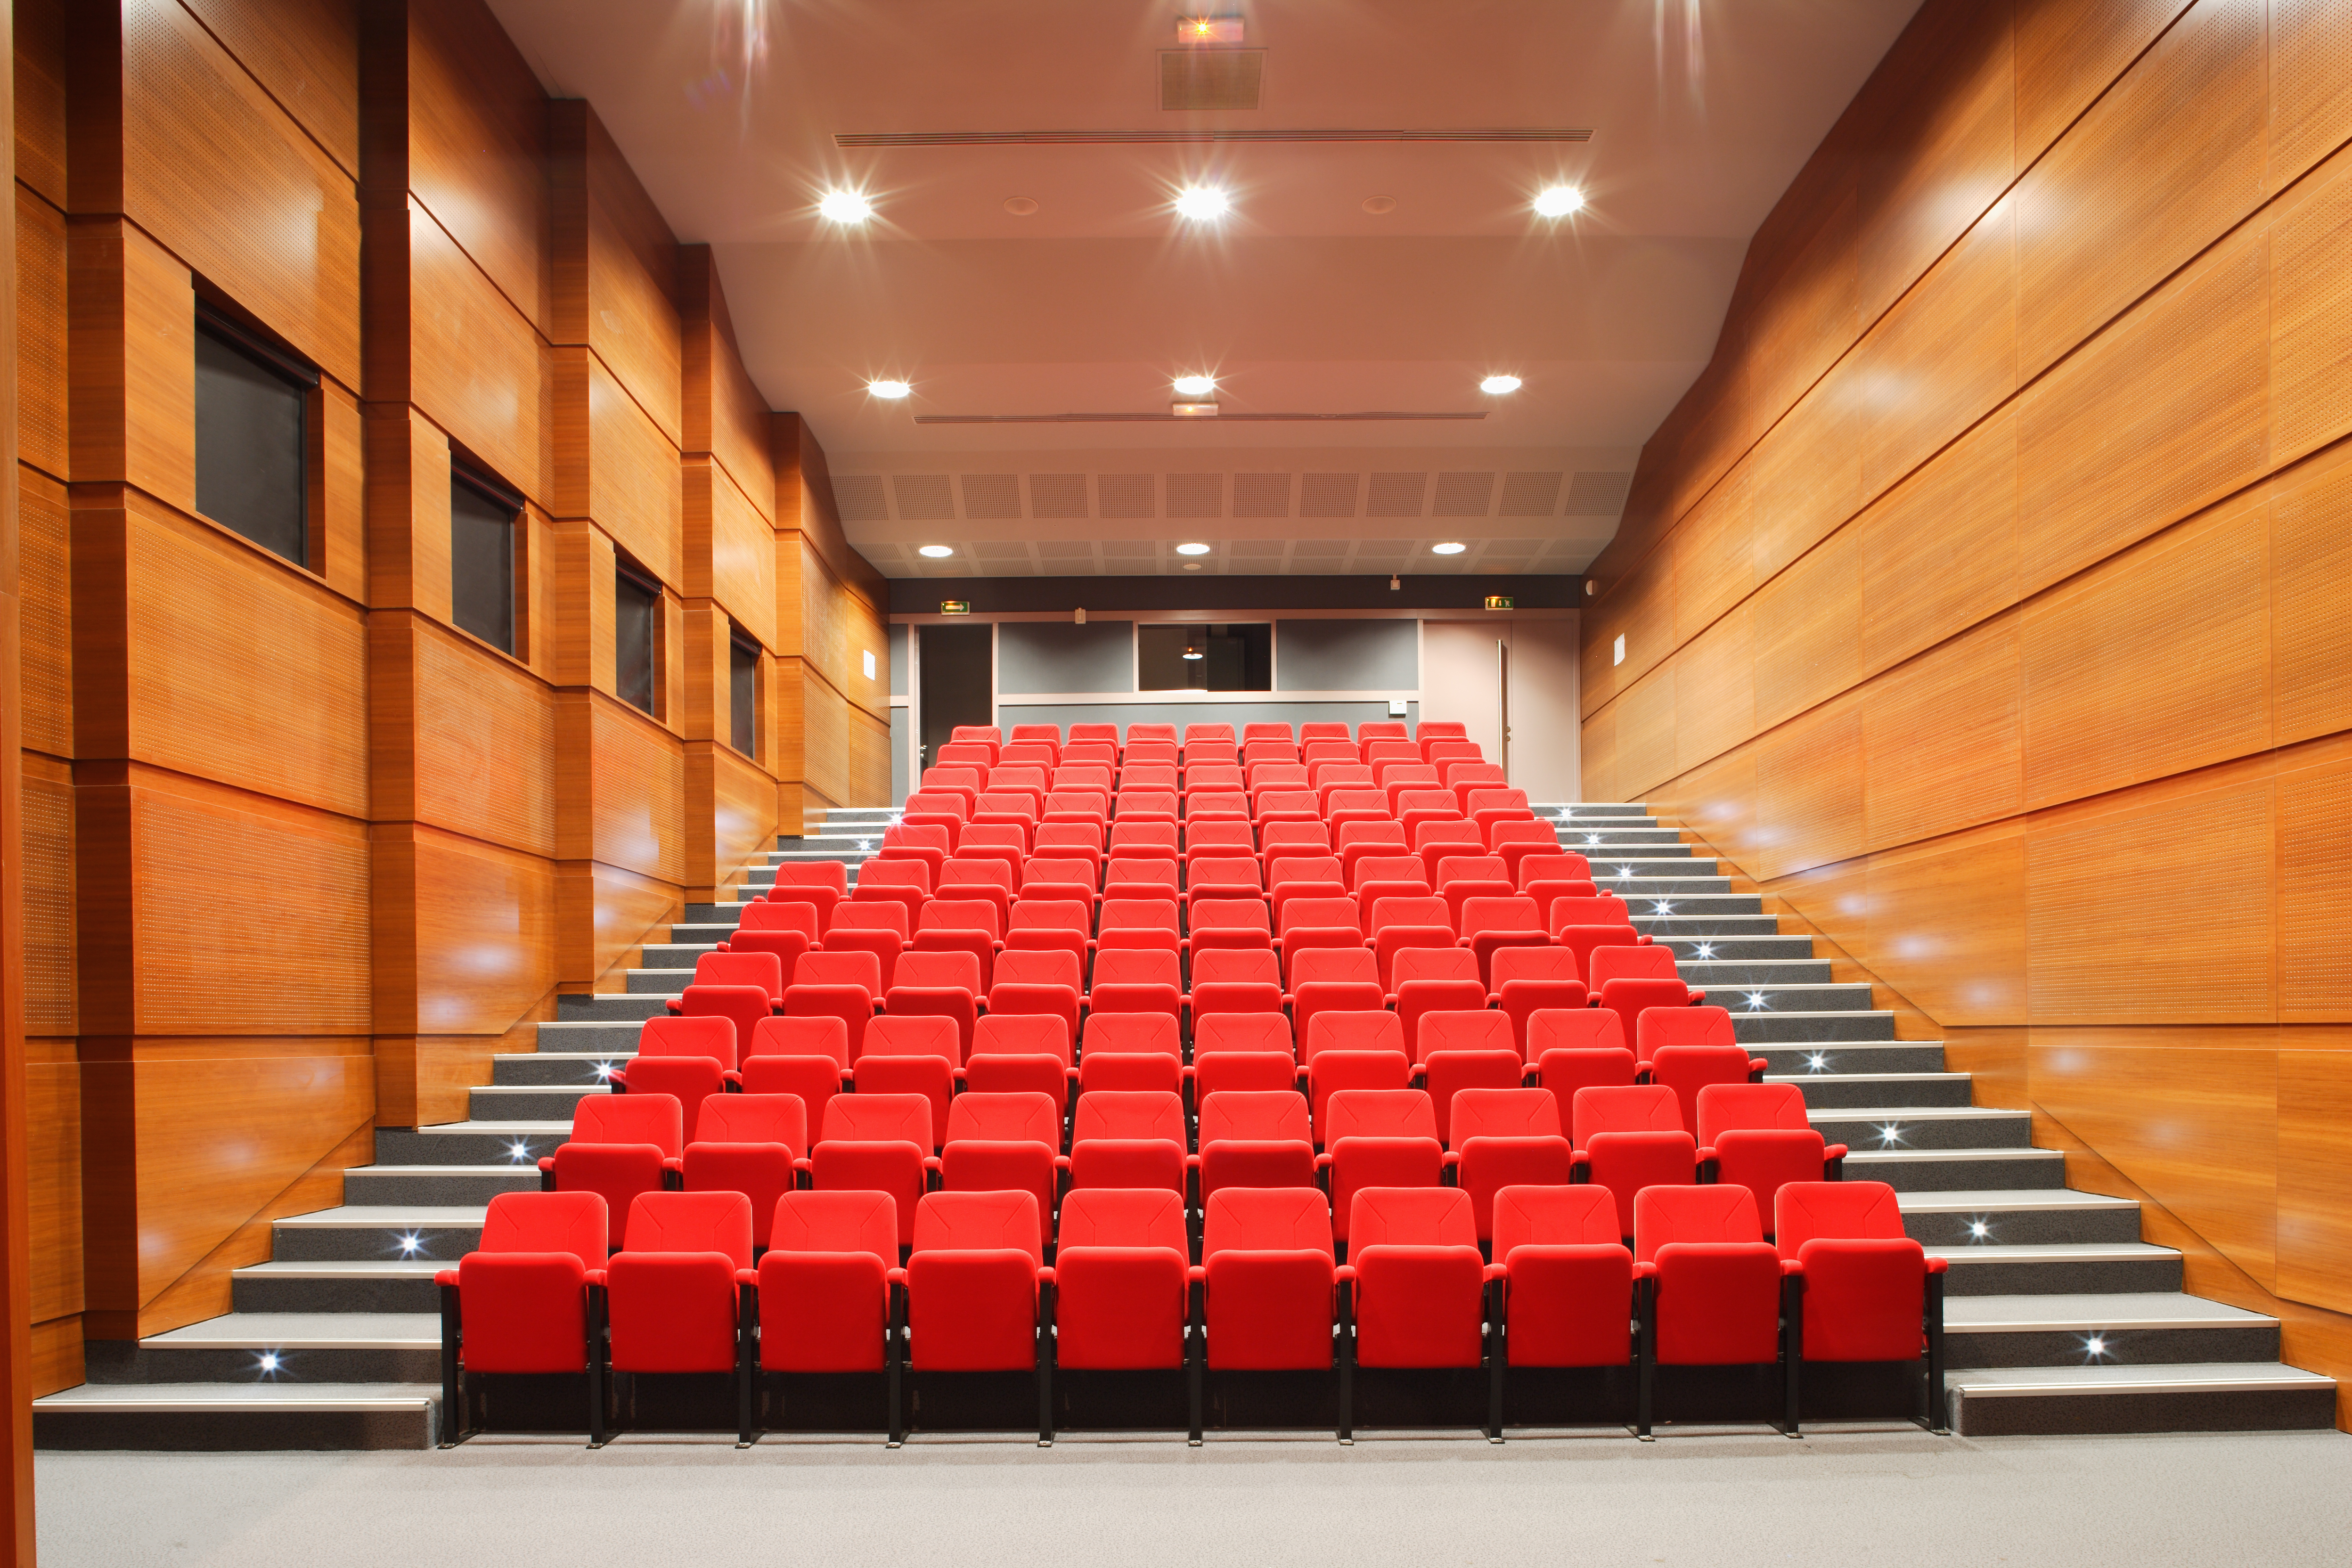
[1483,595,1514,611]
[939,600,972,615]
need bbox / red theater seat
[439,1191,608,1443]
[1634,1185,1791,1439]
[1411,1008,1523,1145]
[903,1192,1051,1439]
[1776,1180,1946,1432]
[810,1094,936,1247]
[1197,1090,1316,1200]
[1341,1187,1486,1439]
[539,1095,684,1250]
[1570,1085,1700,1241]
[1318,1089,1442,1245]
[635,1013,739,1071]
[604,1191,757,1444]
[1200,1188,1340,1433]
[1052,1189,1196,1438]
[680,1094,806,1229]
[940,1091,1063,1223]
[1490,947,1587,1055]
[742,1017,851,1134]
[1699,1085,1846,1225]
[1069,1089,1188,1194]
[757,1190,898,1446]
[1588,944,1705,1045]
[1446,1087,1574,1241]
[1487,1184,1634,1440]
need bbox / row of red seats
[440,1178,1943,1446]
[935,719,1468,761]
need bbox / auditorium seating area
[41,723,2331,1449]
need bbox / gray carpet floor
[37,1427,2352,1567]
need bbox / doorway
[918,622,994,768]
[1419,618,1581,800]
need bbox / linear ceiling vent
[836,128,1595,147]
[1160,48,1264,110]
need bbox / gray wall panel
[997,620,1136,694]
[889,707,910,806]
[1275,620,1418,691]
[888,623,909,697]
[997,700,1415,737]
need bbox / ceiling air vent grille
[1029,474,1088,518]
[1499,471,1564,516]
[892,474,955,521]
[1564,471,1635,515]
[1099,474,1156,519]
[959,474,1021,520]
[1366,473,1429,517]
[1299,473,1361,517]
[1233,473,1293,517]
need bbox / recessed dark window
[194,307,316,567]
[729,635,760,756]
[450,469,520,655]
[1139,622,1271,691]
[615,565,661,716]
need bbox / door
[1418,617,1580,801]
[918,622,994,768]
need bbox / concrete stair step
[1756,1041,1946,1074]
[372,1123,569,1167]
[1942,1362,2336,1436]
[1928,1242,2182,1296]
[269,1207,483,1261]
[233,1261,444,1314]
[1773,1071,1974,1109]
[1811,1106,2032,1151]
[89,1313,441,1385]
[534,1020,651,1053]
[344,1164,541,1205]
[682,905,749,927]
[555,993,671,1021]
[1729,1011,1900,1043]
[1676,959,1834,986]
[1897,1190,2143,1246]
[1631,914,1785,938]
[494,1052,622,1086]
[33,1382,440,1450]
[1943,1293,2280,1366]
[1701,983,1877,1013]
[1841,1147,2067,1191]
[1652,936,1818,961]
[467,1083,606,1120]
[638,944,718,969]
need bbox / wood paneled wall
[11,0,881,1386]
[773,413,889,832]
[1580,0,2352,1425]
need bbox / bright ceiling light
[867,379,912,399]
[1430,542,1467,555]
[1174,186,1231,221]
[918,545,954,558]
[1533,186,1584,218]
[818,189,875,223]
[1175,542,1212,556]
[1172,375,1217,396]
[1479,375,1522,395]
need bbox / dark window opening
[194,305,317,567]
[615,564,661,716]
[1139,622,1272,691]
[729,635,760,756]
[451,468,521,654]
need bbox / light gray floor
[37,1427,2352,1568]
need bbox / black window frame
[449,465,523,657]
[614,561,663,718]
[729,633,761,757]
[1138,621,1273,692]
[193,301,319,570]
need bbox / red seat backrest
[893,950,983,994]
[1197,1089,1312,1145]
[821,1094,932,1146]
[695,1094,807,1154]
[1552,893,1633,927]
[1072,1090,1187,1145]
[694,950,784,1001]
[773,862,850,894]
[796,951,882,996]
[1774,1180,1906,1257]
[1435,855,1511,888]
[1057,1188,1189,1251]
[1448,1087,1562,1143]
[479,1192,607,1267]
[831,902,910,937]
[1490,1185,1619,1261]
[993,949,1081,990]
[1492,947,1580,988]
[621,1191,754,1266]
[1460,896,1543,935]
[1639,1005,1737,1055]
[768,1189,898,1258]
[1082,1011,1182,1055]
[1192,898,1272,937]
[1589,946,1682,988]
[1268,856,1343,890]
[1093,947,1181,988]
[1369,895,1452,933]
[944,1091,1060,1147]
[1188,857,1262,890]
[1521,853,1594,888]
[919,900,1003,939]
[1105,858,1180,890]
[1193,1012,1294,1057]
[1302,1010,1405,1059]
[1323,1087,1437,1143]
[1393,947,1479,988]
[748,1014,849,1067]
[1288,947,1378,988]
[1097,898,1180,935]
[1696,1083,1811,1144]
[1570,1085,1685,1144]
[637,1015,737,1068]
[1633,1185,1763,1264]
[573,1094,684,1157]
[861,1014,961,1059]
[740,900,820,936]
[970,1012,1072,1064]
[942,861,1014,894]
[1527,1008,1626,1055]
[1348,1187,1475,1250]
[1352,856,1430,893]
[1007,901,1089,935]
[1193,948,1280,988]
[1415,1009,1516,1063]
[857,859,931,891]
[1202,1186,1333,1258]
[913,1190,1044,1262]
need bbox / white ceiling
[486,0,1922,576]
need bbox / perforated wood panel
[1862,614,2022,850]
[960,474,1020,519]
[1857,197,2016,499]
[17,186,66,481]
[706,461,777,652]
[589,696,685,884]
[2026,780,2274,1023]
[1751,523,1860,732]
[2016,236,2268,596]
[405,0,553,334]
[2020,500,2270,810]
[2270,165,2352,467]
[126,506,369,820]
[130,784,372,1034]
[2271,0,2352,187]
[893,474,953,520]
[1233,473,1291,517]
[1673,607,1753,777]
[2279,760,2352,1020]
[1030,474,1087,518]
[2013,0,2199,164]
[413,622,557,858]
[1299,472,1360,517]
[1365,473,1427,517]
[2016,0,2264,378]
[178,0,360,176]
[19,467,70,757]
[1671,466,1753,645]
[1099,474,1153,518]
[1168,473,1223,517]
[1864,830,2027,1024]
[580,355,682,589]
[408,205,549,510]
[1748,372,1862,585]
[22,765,74,1036]
[1860,408,2019,676]
[2272,455,2352,746]
[1742,186,1860,435]
[1751,701,1864,881]
[2277,1051,2352,1313]
[1613,662,1677,798]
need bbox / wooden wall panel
[2278,1049,2352,1313]
[127,773,371,1036]
[122,498,369,819]
[18,467,69,756]
[406,203,548,508]
[1669,466,1752,645]
[2019,498,2270,809]
[21,759,75,1039]
[1751,701,1864,881]
[1578,700,1617,803]
[176,0,360,178]
[2272,452,2352,747]
[112,0,362,387]
[2277,758,2352,1021]
[1859,409,2019,677]
[2016,232,2269,596]
[588,696,684,885]
[699,459,776,652]
[2026,780,2274,1022]
[843,587,887,723]
[798,670,848,808]
[712,745,778,885]
[1866,829,2028,1023]
[1751,523,1860,731]
[1855,196,2016,498]
[1612,662,1676,798]
[16,0,68,207]
[2270,164,2352,467]
[2012,0,2197,162]
[676,246,775,521]
[849,707,891,809]
[1863,613,2023,849]
[411,620,555,857]
[797,539,849,694]
[66,217,195,510]
[2015,0,2264,380]
[550,103,681,447]
[410,829,556,1035]
[27,1057,83,1330]
[1748,372,1862,586]
[2270,0,2352,187]
[1672,606,1751,777]
[555,350,680,589]
[1740,184,1859,451]
[403,0,549,335]
[17,185,65,480]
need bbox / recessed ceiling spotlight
[1176,542,1212,555]
[1172,375,1217,396]
[1480,375,1522,395]
[918,545,954,558]
[1363,195,1397,215]
[1430,542,1467,555]
[1174,186,1231,221]
[1533,185,1585,218]
[1183,562,1204,571]
[867,379,912,399]
[1003,196,1039,216]
[818,189,875,223]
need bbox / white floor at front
[37,1428,2352,1568]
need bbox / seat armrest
[536,1156,555,1174]
[1631,1262,1655,1281]
[888,1267,908,1287]
[1780,1259,1804,1277]
[1037,1266,1055,1285]
[1483,1263,1507,1284]
[1314,1152,1332,1171]
[586,1270,608,1288]
[665,1001,682,1014]
[434,1269,460,1288]
[1187,1265,1206,1284]
[1441,1151,1459,1170]
[662,1157,684,1174]
[1633,1065,1653,1084]
[1688,989,1707,1004]
[1748,1057,1769,1078]
[735,1269,759,1287]
[1569,1152,1589,1182]
[1823,1143,1849,1161]
[724,1071,743,1089]
[1926,1257,1948,1275]
[1334,1264,1356,1284]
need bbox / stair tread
[1809,1106,2024,1121]
[1926,1242,2177,1263]
[140,1313,439,1349]
[234,1260,445,1279]
[1947,1293,2276,1331]
[276,1206,485,1227]
[1844,1147,2055,1162]
[1897,1189,2138,1211]
[1944,1362,2332,1393]
[36,1383,440,1411]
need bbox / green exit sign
[939,600,972,615]
[1483,595,1514,611]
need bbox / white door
[1419,617,1581,801]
